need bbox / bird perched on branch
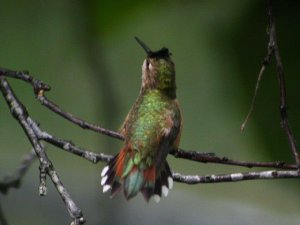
[101,37,182,202]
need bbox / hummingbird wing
[154,102,182,168]
[138,99,182,201]
[118,96,142,136]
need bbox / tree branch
[266,0,300,166]
[173,169,300,184]
[170,148,297,170]
[37,94,123,140]
[29,118,113,163]
[240,21,274,131]
[0,68,123,141]
[241,0,299,166]
[0,149,36,194]
[0,77,85,225]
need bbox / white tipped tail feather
[101,166,109,177]
[103,185,111,193]
[168,177,173,189]
[101,176,108,185]
[100,160,174,202]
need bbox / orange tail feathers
[101,148,174,202]
[100,148,127,196]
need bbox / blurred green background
[1,0,300,224]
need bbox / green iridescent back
[125,89,180,166]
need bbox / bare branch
[29,118,113,163]
[241,0,299,165]
[171,148,297,170]
[37,95,123,140]
[266,0,300,165]
[0,77,85,224]
[0,68,50,94]
[0,149,36,194]
[173,170,300,184]
[0,68,123,140]
[240,30,274,131]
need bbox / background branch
[241,0,300,165]
[0,149,36,194]
[266,0,300,166]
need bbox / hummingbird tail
[100,148,173,202]
[153,161,174,202]
[140,162,173,202]
[100,148,127,197]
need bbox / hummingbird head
[135,37,176,99]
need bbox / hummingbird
[101,37,182,202]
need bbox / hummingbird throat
[141,58,176,99]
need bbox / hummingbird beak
[134,37,152,55]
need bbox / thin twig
[241,0,299,165]
[0,77,85,224]
[0,68,123,140]
[28,118,113,163]
[0,68,51,94]
[173,170,300,184]
[0,149,36,194]
[241,38,274,131]
[171,148,297,170]
[267,0,300,166]
[37,95,123,140]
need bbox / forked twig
[0,77,85,225]
[240,42,274,131]
[266,0,300,166]
[241,0,299,166]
